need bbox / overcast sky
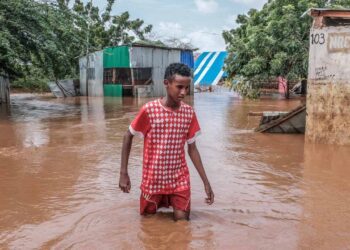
[89,0,267,52]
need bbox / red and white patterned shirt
[129,99,201,195]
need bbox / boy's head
[164,63,192,103]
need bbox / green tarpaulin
[103,46,130,68]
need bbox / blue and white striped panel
[194,51,227,86]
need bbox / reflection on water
[1,92,350,249]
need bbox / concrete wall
[307,24,350,145]
[79,50,104,97]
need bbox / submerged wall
[307,25,350,145]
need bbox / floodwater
[1,92,350,250]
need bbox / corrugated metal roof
[79,44,195,97]
[194,51,227,86]
[131,42,194,51]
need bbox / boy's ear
[164,79,169,86]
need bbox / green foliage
[0,0,152,91]
[11,77,50,92]
[71,0,152,49]
[223,0,350,98]
[227,76,261,99]
[11,65,50,92]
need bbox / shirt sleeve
[129,106,151,138]
[187,111,201,144]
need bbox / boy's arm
[187,142,214,204]
[119,130,134,193]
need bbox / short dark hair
[164,63,192,81]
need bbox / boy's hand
[204,183,214,205]
[119,172,131,193]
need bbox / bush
[11,77,50,92]
[227,76,261,99]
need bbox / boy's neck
[161,96,181,110]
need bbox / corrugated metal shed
[79,44,194,97]
[194,51,227,86]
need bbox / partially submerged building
[306,9,350,145]
[193,51,228,86]
[79,43,194,97]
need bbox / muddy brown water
[1,92,350,249]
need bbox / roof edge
[131,42,195,51]
[303,8,350,18]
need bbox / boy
[119,63,214,221]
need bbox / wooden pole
[112,68,116,83]
[0,76,10,104]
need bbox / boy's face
[164,74,191,104]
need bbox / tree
[0,0,51,77]
[71,0,152,50]
[0,0,152,91]
[223,0,350,98]
[163,38,198,50]
[0,0,87,81]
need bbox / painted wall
[79,50,104,97]
[307,25,350,145]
